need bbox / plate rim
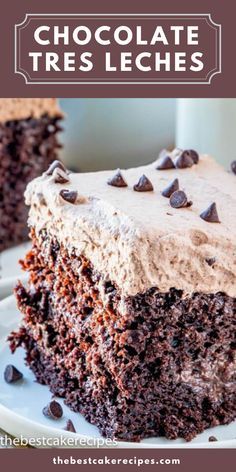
[1,404,234,449]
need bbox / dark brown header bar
[0,0,236,97]
[0,448,236,472]
[15,14,221,85]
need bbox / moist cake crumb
[0,99,62,252]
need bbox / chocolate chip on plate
[133,175,154,192]
[43,400,63,420]
[59,189,78,204]
[4,365,23,384]
[169,190,188,208]
[162,178,179,198]
[231,160,236,174]
[64,419,76,433]
[156,155,175,170]
[53,168,70,184]
[107,170,128,187]
[46,160,67,176]
[208,436,218,442]
[175,151,194,169]
[200,202,220,223]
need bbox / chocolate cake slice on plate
[9,151,236,441]
[0,98,62,252]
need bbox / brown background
[15,15,219,84]
[0,0,236,465]
[0,0,235,96]
[0,448,235,471]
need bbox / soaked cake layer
[10,230,236,441]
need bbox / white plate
[0,243,30,300]
[0,295,235,449]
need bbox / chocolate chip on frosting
[175,151,194,169]
[53,168,70,184]
[231,160,236,174]
[46,160,67,176]
[133,175,154,192]
[156,155,175,170]
[205,257,216,267]
[60,189,78,204]
[186,200,193,207]
[187,149,199,164]
[107,170,128,187]
[169,190,188,208]
[161,178,179,198]
[200,202,220,223]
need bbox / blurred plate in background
[0,243,30,300]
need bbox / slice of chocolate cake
[9,152,236,442]
[0,98,62,252]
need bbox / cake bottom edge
[9,326,236,443]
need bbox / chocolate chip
[205,257,216,267]
[156,155,175,170]
[186,200,193,207]
[46,160,67,176]
[187,149,199,164]
[133,175,154,192]
[169,190,188,208]
[60,189,78,204]
[43,400,63,420]
[176,151,194,169]
[208,436,218,442]
[162,178,179,198]
[53,168,70,184]
[4,365,23,383]
[64,419,76,433]
[200,202,220,223]
[231,160,236,174]
[107,170,127,187]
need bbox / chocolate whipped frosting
[0,99,62,122]
[25,153,236,297]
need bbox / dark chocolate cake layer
[10,230,236,441]
[0,115,61,252]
